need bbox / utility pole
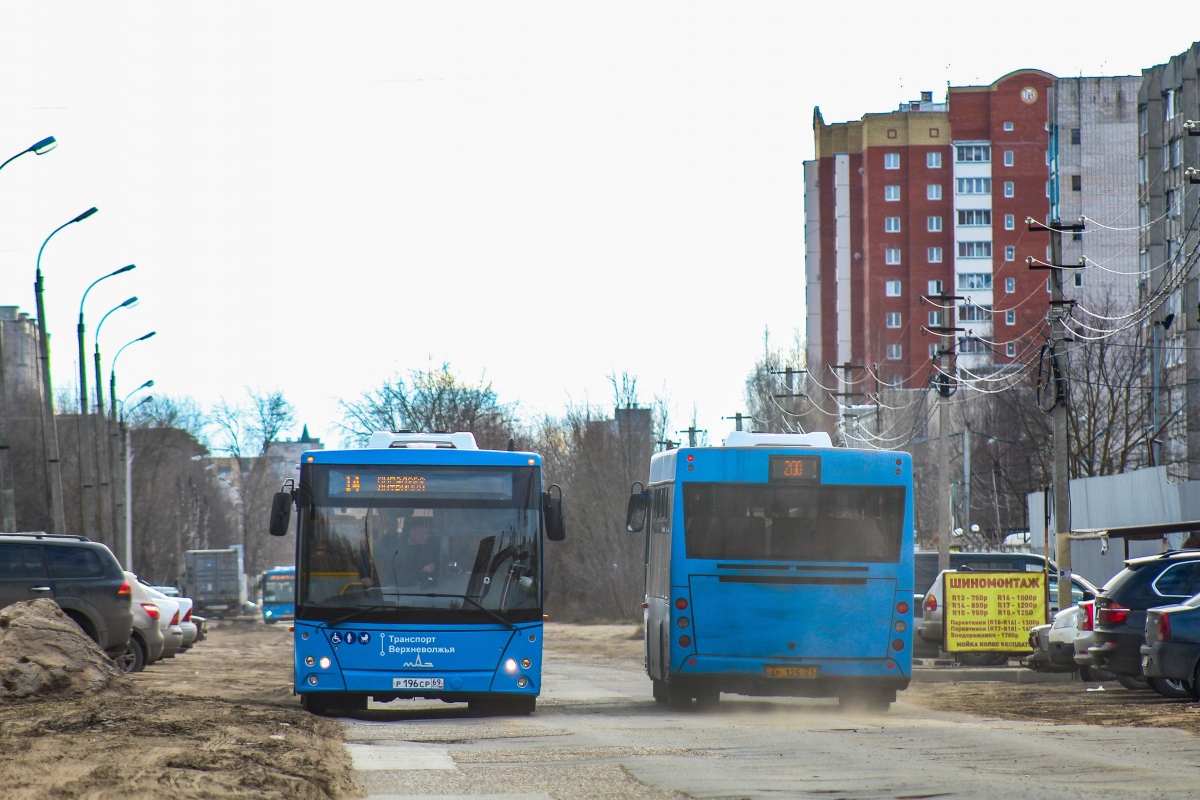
[1029,216,1084,612]
[829,362,865,445]
[675,425,705,447]
[722,413,747,432]
[925,291,964,574]
[962,424,971,542]
[0,324,15,531]
[34,272,66,536]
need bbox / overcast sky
[0,4,1191,449]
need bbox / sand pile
[0,598,130,703]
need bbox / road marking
[347,741,456,771]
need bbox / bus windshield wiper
[385,592,514,629]
[326,604,395,626]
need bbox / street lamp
[0,136,57,173]
[34,206,99,536]
[120,391,152,573]
[109,331,156,422]
[0,136,58,533]
[76,266,135,540]
[121,381,154,418]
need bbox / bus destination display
[328,468,512,500]
[768,455,821,483]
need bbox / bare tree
[338,364,519,449]
[127,395,207,442]
[744,329,832,436]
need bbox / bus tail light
[891,639,905,652]
[896,601,910,615]
[675,598,688,611]
[679,635,692,648]
[677,617,690,629]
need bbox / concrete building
[805,70,1144,397]
[1139,42,1200,478]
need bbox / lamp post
[92,297,137,548]
[76,265,135,542]
[0,136,58,532]
[121,392,152,572]
[35,206,98,535]
[108,332,155,563]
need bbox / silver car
[142,583,185,658]
[116,571,167,672]
[175,596,198,649]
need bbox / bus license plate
[765,665,819,679]
[393,677,445,690]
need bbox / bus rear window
[683,483,905,563]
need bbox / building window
[1074,272,1083,287]
[1003,121,1014,132]
[886,344,903,360]
[958,273,992,290]
[958,241,993,258]
[1003,150,1014,167]
[885,312,902,328]
[927,152,942,168]
[927,246,943,263]
[887,128,898,139]
[885,185,901,201]
[1046,278,1052,293]
[958,303,992,322]
[1138,156,1148,184]
[1070,128,1081,145]
[1005,245,1015,261]
[1139,105,1148,134]
[928,280,943,295]
[956,177,991,194]
[1005,277,1016,293]
[927,184,942,200]
[1165,88,1177,120]
[928,310,943,326]
[930,128,940,138]
[885,280,902,297]
[885,217,901,232]
[1005,342,1016,358]
[1071,175,1081,192]
[959,337,983,354]
[884,152,900,169]
[929,344,939,359]
[1004,214,1015,230]
[1167,189,1181,219]
[1005,309,1015,325]
[1171,138,1183,167]
[1003,181,1014,198]
[957,209,992,226]
[885,248,902,264]
[955,145,991,163]
[927,216,942,232]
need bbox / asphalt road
[342,648,1200,800]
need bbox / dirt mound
[0,599,130,703]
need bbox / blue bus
[626,431,913,711]
[259,566,296,624]
[268,431,565,716]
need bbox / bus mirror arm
[268,479,296,537]
[543,484,566,542]
[626,482,647,533]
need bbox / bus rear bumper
[672,656,910,697]
[297,669,541,699]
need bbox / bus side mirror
[268,492,292,537]
[543,485,566,542]
[626,482,647,533]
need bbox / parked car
[1089,550,1200,698]
[913,551,1055,657]
[114,571,167,673]
[1141,591,1200,694]
[142,584,185,658]
[1026,606,1078,673]
[176,596,198,650]
[192,614,208,642]
[919,568,1096,666]
[150,584,180,597]
[0,532,132,657]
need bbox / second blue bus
[626,431,914,710]
[259,566,296,624]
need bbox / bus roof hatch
[722,431,833,448]
[366,431,479,450]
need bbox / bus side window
[647,487,671,599]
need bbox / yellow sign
[943,571,1047,652]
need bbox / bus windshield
[683,482,905,562]
[263,578,295,603]
[297,464,541,624]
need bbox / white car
[1026,605,1080,672]
[142,583,185,658]
[175,596,198,649]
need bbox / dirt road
[0,619,358,800]
[5,621,1200,799]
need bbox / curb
[912,667,1075,683]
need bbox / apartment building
[805,70,1109,390]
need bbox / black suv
[1089,550,1200,689]
[0,533,133,656]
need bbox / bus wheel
[470,696,536,716]
[301,694,330,715]
[652,679,671,704]
[303,693,366,716]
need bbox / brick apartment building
[805,69,1139,396]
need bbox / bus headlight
[319,656,331,669]
[521,658,532,669]
[505,658,518,673]
[305,656,316,667]
[517,676,529,688]
[307,675,319,685]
